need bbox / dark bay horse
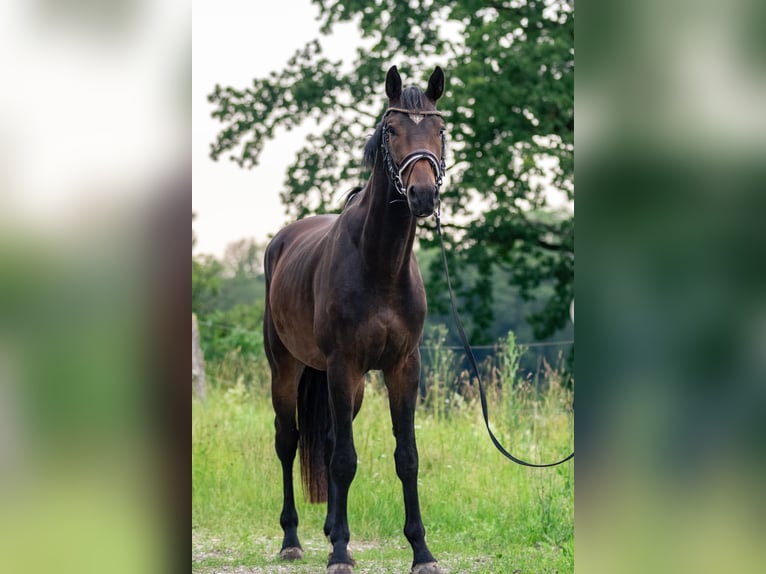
[263,66,446,574]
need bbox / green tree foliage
[223,238,263,280]
[192,214,225,317]
[193,216,266,369]
[192,254,224,317]
[199,303,265,366]
[207,0,573,342]
[217,238,266,311]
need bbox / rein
[433,213,575,468]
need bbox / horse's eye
[388,127,397,136]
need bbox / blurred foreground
[577,0,766,572]
[0,1,188,573]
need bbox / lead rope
[434,212,574,467]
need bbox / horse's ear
[386,65,402,101]
[426,66,444,102]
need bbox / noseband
[381,107,447,197]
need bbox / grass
[192,357,573,573]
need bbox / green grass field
[192,371,573,573]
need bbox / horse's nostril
[407,186,436,218]
[409,184,437,197]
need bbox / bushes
[197,303,268,391]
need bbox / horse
[263,65,446,574]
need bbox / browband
[385,107,443,117]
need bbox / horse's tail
[297,367,330,504]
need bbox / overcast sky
[192,0,362,257]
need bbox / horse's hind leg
[385,353,441,574]
[274,376,304,561]
[265,310,304,561]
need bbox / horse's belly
[269,285,327,371]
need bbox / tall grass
[193,334,573,572]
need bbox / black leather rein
[434,215,575,468]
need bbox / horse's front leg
[384,352,442,574]
[323,425,337,540]
[325,360,363,573]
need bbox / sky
[192,0,362,257]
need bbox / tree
[222,238,263,279]
[208,0,574,342]
[192,215,266,371]
[217,238,266,313]
[192,213,224,317]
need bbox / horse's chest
[320,292,424,369]
[365,307,410,346]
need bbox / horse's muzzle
[407,185,438,218]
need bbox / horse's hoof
[279,546,304,561]
[411,562,442,574]
[327,564,354,574]
[327,550,355,563]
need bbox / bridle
[380,107,447,197]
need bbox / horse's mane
[342,186,364,210]
[362,86,436,170]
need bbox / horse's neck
[359,165,417,279]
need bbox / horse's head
[380,66,446,218]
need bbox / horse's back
[264,214,338,281]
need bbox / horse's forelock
[399,86,433,111]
